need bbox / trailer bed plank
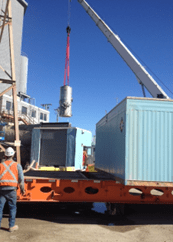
[24,170,115,181]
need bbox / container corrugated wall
[96,97,173,184]
[95,99,127,181]
[126,98,173,183]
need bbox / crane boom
[78,0,169,99]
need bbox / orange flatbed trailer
[17,170,173,204]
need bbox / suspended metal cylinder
[59,85,73,117]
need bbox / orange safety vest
[0,160,18,187]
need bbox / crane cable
[67,0,71,26]
[64,0,71,86]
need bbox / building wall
[12,0,25,93]
[0,1,50,125]
[0,94,49,124]
[0,0,27,94]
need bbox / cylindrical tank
[59,85,72,117]
[19,55,28,94]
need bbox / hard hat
[5,147,15,157]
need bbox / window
[31,110,36,118]
[40,113,43,120]
[22,106,27,115]
[6,101,11,111]
[44,114,47,121]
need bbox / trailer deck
[16,170,173,204]
[23,170,116,180]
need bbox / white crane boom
[78,0,169,99]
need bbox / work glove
[20,183,25,195]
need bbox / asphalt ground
[1,203,173,242]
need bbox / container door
[39,129,67,167]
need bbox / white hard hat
[5,147,15,157]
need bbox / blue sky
[22,0,173,136]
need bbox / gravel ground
[0,203,173,242]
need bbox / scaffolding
[0,0,21,163]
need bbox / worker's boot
[9,225,19,232]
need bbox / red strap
[64,33,70,86]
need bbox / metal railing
[0,105,38,125]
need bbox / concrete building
[0,0,27,94]
[0,94,49,125]
[0,0,50,124]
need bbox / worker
[83,148,88,170]
[0,147,25,232]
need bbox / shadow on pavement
[3,202,172,227]
[0,227,9,232]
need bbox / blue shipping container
[95,97,173,184]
